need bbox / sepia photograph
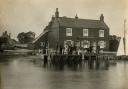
[0,0,128,89]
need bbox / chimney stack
[100,14,104,21]
[55,8,59,18]
[75,14,78,19]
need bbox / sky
[0,0,127,55]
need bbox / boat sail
[117,19,127,56]
[117,38,124,55]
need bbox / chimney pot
[100,14,104,21]
[55,8,59,18]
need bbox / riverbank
[0,49,34,62]
[0,49,128,63]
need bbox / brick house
[32,8,118,54]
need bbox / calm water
[0,56,128,89]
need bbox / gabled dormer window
[83,29,88,36]
[66,28,72,36]
[99,30,104,37]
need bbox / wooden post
[0,65,2,89]
[123,19,127,55]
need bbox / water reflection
[41,59,111,71]
[0,56,128,89]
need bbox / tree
[17,32,25,44]
[17,31,35,44]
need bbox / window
[40,42,45,47]
[83,29,88,36]
[98,41,106,48]
[99,30,104,37]
[64,40,74,46]
[66,28,72,36]
[81,40,90,48]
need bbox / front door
[91,41,97,53]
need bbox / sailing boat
[117,19,128,59]
[117,19,127,55]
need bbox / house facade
[0,31,17,50]
[32,8,119,54]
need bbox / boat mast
[123,19,127,55]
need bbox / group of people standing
[59,44,101,55]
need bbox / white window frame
[64,40,74,48]
[99,30,104,37]
[81,40,90,48]
[66,28,72,36]
[83,29,88,36]
[98,41,106,48]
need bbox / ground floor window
[81,40,90,48]
[64,40,74,46]
[40,41,48,49]
[40,42,45,47]
[89,41,97,53]
[98,41,106,48]
[63,40,74,54]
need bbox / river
[0,56,128,89]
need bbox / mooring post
[0,65,1,89]
[82,54,84,61]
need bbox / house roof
[32,16,109,44]
[32,30,49,44]
[57,17,109,29]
